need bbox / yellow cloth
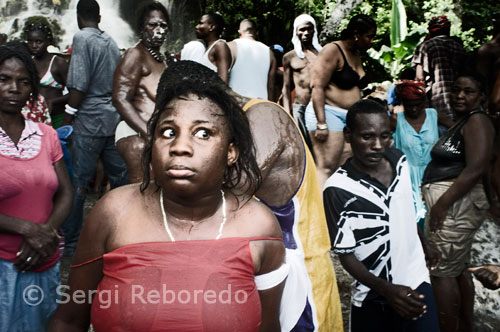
[244,99,343,331]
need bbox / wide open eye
[194,128,210,139]
[162,128,175,138]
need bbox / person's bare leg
[116,135,146,184]
[339,142,352,166]
[431,275,461,332]
[309,130,344,186]
[457,270,475,332]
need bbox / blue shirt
[393,108,439,220]
[67,28,121,136]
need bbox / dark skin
[27,30,69,117]
[195,15,232,84]
[49,95,285,332]
[427,76,495,332]
[282,22,318,113]
[341,112,438,320]
[309,28,376,186]
[469,265,500,290]
[0,57,72,272]
[113,10,168,183]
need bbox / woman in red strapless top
[49,62,286,332]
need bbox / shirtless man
[282,14,322,153]
[112,1,170,183]
[165,61,344,331]
[195,13,232,83]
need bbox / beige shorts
[115,121,139,144]
[423,181,489,277]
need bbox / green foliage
[203,0,496,81]
[204,0,326,48]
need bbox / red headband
[428,15,450,33]
[395,80,426,100]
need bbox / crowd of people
[1,0,499,331]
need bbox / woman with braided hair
[23,16,69,128]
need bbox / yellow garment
[244,99,343,332]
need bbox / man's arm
[281,52,294,114]
[62,88,85,126]
[212,42,232,84]
[267,50,277,102]
[338,253,428,319]
[112,48,148,137]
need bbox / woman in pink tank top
[49,62,287,331]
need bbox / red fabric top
[0,122,63,271]
[90,237,281,332]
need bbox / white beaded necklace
[159,189,227,241]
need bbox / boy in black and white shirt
[323,99,439,332]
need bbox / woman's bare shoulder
[233,197,282,239]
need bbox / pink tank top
[88,237,280,331]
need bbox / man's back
[67,27,121,136]
[412,35,465,119]
[229,38,270,99]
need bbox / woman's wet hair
[141,61,262,196]
[22,16,54,44]
[0,43,39,103]
[346,98,387,130]
[341,14,376,40]
[136,1,170,34]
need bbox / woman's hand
[422,241,441,270]
[14,242,44,272]
[429,201,448,232]
[22,222,59,259]
[314,128,329,141]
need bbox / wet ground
[60,194,500,332]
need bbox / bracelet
[65,104,78,115]
[316,123,328,130]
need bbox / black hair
[77,0,100,22]
[136,1,170,34]
[204,12,224,37]
[22,16,54,44]
[455,70,487,93]
[346,99,387,130]
[0,44,39,104]
[398,67,416,80]
[341,14,377,40]
[141,60,262,197]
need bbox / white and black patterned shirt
[323,148,429,307]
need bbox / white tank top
[199,39,230,73]
[229,38,270,99]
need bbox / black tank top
[422,110,486,184]
[329,43,369,90]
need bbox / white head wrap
[292,14,322,59]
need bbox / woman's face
[402,98,426,119]
[451,76,485,114]
[151,94,238,198]
[27,30,49,57]
[0,58,32,114]
[142,10,168,49]
[355,28,376,52]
